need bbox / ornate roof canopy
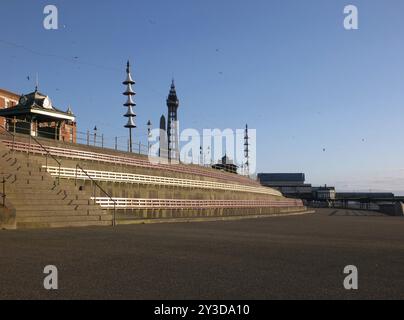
[0,89,75,122]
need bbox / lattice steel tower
[244,124,250,176]
[166,80,180,162]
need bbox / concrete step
[3,165,42,173]
[6,189,90,203]
[6,186,83,196]
[5,198,93,206]
[7,178,84,190]
[5,188,68,195]
[16,220,113,229]
[16,209,105,217]
[14,204,102,212]
[6,193,92,201]
[16,215,111,223]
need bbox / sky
[1,0,404,194]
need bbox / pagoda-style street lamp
[123,61,136,153]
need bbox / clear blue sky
[1,0,404,194]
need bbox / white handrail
[91,197,303,209]
[44,166,282,196]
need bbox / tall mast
[123,61,136,153]
[244,124,250,176]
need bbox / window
[5,99,16,108]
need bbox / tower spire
[166,80,180,163]
[123,60,136,153]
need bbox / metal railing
[1,175,6,208]
[1,124,62,184]
[92,197,304,209]
[0,124,15,152]
[74,164,117,226]
[44,165,282,196]
[0,125,117,226]
[0,139,260,187]
[5,119,150,155]
[29,133,62,185]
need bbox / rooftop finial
[35,72,39,91]
[126,60,130,73]
[169,79,177,96]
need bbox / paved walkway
[0,209,403,299]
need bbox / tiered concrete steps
[0,146,112,229]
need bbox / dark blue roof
[257,173,305,182]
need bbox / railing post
[28,134,31,159]
[113,202,116,227]
[93,181,96,205]
[101,134,104,148]
[2,177,5,208]
[115,137,118,151]
[86,130,90,146]
[58,163,61,185]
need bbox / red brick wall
[0,89,76,143]
[0,94,18,128]
[61,122,77,143]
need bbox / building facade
[0,88,77,142]
[257,173,337,201]
[0,89,19,128]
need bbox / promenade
[0,208,403,299]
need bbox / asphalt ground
[0,208,403,300]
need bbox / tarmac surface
[0,208,403,300]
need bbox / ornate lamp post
[93,126,97,146]
[123,61,136,153]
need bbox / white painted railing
[44,166,282,196]
[92,197,303,209]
